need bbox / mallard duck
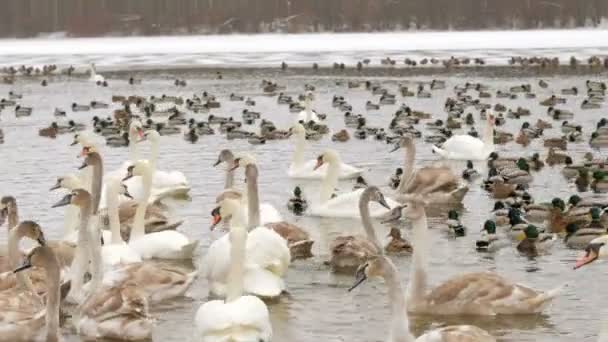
[548,198,569,233]
[546,148,569,166]
[384,227,413,254]
[494,130,513,144]
[543,137,567,150]
[445,210,466,237]
[462,160,480,181]
[488,177,516,199]
[499,207,529,239]
[389,168,402,190]
[287,186,308,216]
[527,153,545,171]
[516,225,555,257]
[524,201,552,223]
[476,220,508,253]
[536,119,552,129]
[564,210,606,249]
[575,168,590,192]
[589,132,608,148]
[591,171,608,193]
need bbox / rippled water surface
[0,68,607,341]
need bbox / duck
[288,123,362,180]
[72,102,90,112]
[565,218,606,250]
[516,225,556,257]
[591,171,608,193]
[432,114,495,160]
[329,186,392,273]
[476,220,508,253]
[184,128,199,143]
[196,197,272,342]
[445,210,466,237]
[575,168,591,192]
[581,99,601,110]
[389,168,403,189]
[349,256,495,342]
[462,160,480,181]
[14,105,32,117]
[38,123,58,138]
[546,147,569,166]
[544,137,567,150]
[287,186,308,216]
[90,101,109,109]
[331,129,350,142]
[384,227,413,255]
[383,197,560,315]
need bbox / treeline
[1,0,607,38]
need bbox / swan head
[348,255,393,292]
[214,149,235,167]
[129,120,144,140]
[52,189,91,209]
[210,198,241,230]
[390,136,414,152]
[78,150,101,169]
[14,246,57,274]
[575,237,608,269]
[230,154,256,171]
[141,130,160,144]
[215,189,242,203]
[381,196,427,224]
[123,160,151,181]
[361,186,390,210]
[15,221,46,246]
[0,196,16,226]
[50,174,82,191]
[314,150,340,170]
[288,123,306,137]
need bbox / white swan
[296,92,320,123]
[349,255,496,342]
[432,114,495,160]
[89,63,105,83]
[196,197,272,341]
[288,123,362,180]
[310,150,398,218]
[204,160,290,299]
[100,177,141,268]
[574,235,608,269]
[123,160,198,260]
[384,197,561,315]
[215,149,283,225]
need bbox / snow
[0,29,607,69]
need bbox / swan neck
[87,215,104,293]
[224,157,235,189]
[8,227,36,294]
[398,144,416,193]
[305,99,312,121]
[63,205,78,237]
[106,184,123,244]
[383,260,415,342]
[320,158,340,203]
[292,133,306,166]
[132,171,152,240]
[408,213,429,302]
[359,192,381,250]
[246,165,261,229]
[44,256,61,342]
[226,223,247,302]
[149,139,159,171]
[7,208,18,230]
[90,159,103,214]
[71,202,92,297]
[128,135,139,162]
[483,121,495,148]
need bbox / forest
[1,0,607,38]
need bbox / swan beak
[349,266,368,292]
[379,197,391,210]
[52,194,72,208]
[389,144,400,153]
[574,243,603,269]
[210,207,222,230]
[49,181,61,191]
[380,205,405,225]
[123,189,133,200]
[229,158,240,172]
[313,157,324,171]
[13,260,32,273]
[78,161,88,170]
[213,159,222,167]
[123,166,134,181]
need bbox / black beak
[52,194,72,208]
[100,235,105,246]
[378,197,391,210]
[78,161,88,170]
[348,268,368,292]
[123,167,134,181]
[213,159,222,167]
[123,189,133,199]
[49,181,61,191]
[13,260,32,273]
[70,138,78,146]
[389,144,400,153]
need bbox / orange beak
[210,214,222,230]
[574,250,598,269]
[79,147,90,157]
[313,158,324,171]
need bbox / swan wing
[246,227,291,275]
[289,160,361,180]
[129,230,193,260]
[435,135,489,160]
[311,189,396,218]
[196,296,272,341]
[101,244,141,269]
[416,325,496,342]
[243,268,285,298]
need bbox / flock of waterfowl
[1,61,608,341]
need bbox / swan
[383,197,561,315]
[392,136,469,204]
[196,197,272,341]
[123,160,198,260]
[233,155,312,260]
[204,159,290,299]
[214,149,283,225]
[574,235,608,269]
[89,63,105,83]
[310,150,398,218]
[329,186,391,273]
[349,256,496,342]
[288,123,362,180]
[1,246,62,342]
[432,114,496,160]
[296,92,320,123]
[49,174,83,241]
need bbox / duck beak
[52,194,72,208]
[13,260,32,273]
[574,244,602,269]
